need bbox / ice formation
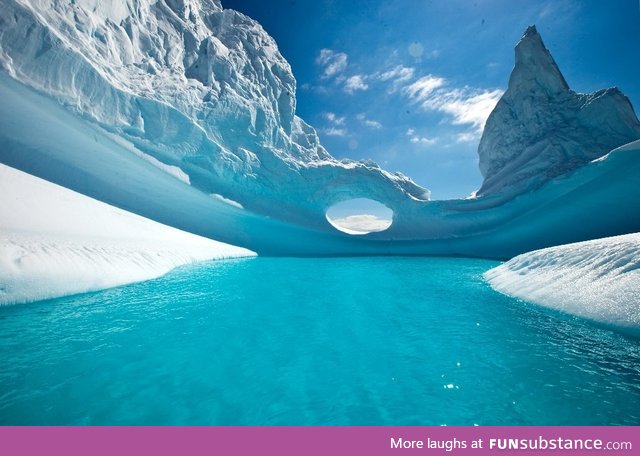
[478,26,640,197]
[485,233,640,333]
[0,163,255,304]
[0,0,428,231]
[0,0,639,262]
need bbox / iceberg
[485,233,640,333]
[478,26,640,198]
[0,0,639,262]
[0,163,255,305]
[0,0,428,231]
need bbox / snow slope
[0,164,255,305]
[485,233,640,333]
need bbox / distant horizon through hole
[325,198,393,235]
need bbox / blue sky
[223,0,640,200]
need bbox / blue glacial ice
[1,0,640,315]
[1,1,639,258]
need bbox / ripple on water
[0,257,639,425]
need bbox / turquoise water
[1,257,639,425]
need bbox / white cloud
[456,132,479,143]
[323,112,345,126]
[410,136,437,145]
[322,112,350,136]
[322,127,348,137]
[379,65,415,92]
[422,87,503,135]
[344,74,368,94]
[316,49,348,79]
[299,82,329,95]
[404,75,446,100]
[329,214,392,234]
[364,119,382,129]
[356,113,382,129]
[380,65,415,82]
[406,128,436,146]
[403,75,503,138]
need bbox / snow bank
[0,164,255,305]
[485,233,640,332]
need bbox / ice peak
[511,24,569,94]
[478,26,640,197]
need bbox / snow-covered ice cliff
[478,26,640,197]
[1,1,639,259]
[0,163,255,304]
[485,233,640,334]
[0,0,428,229]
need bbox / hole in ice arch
[326,198,393,235]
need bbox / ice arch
[326,198,393,235]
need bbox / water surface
[1,257,639,425]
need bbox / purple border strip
[1,426,638,456]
